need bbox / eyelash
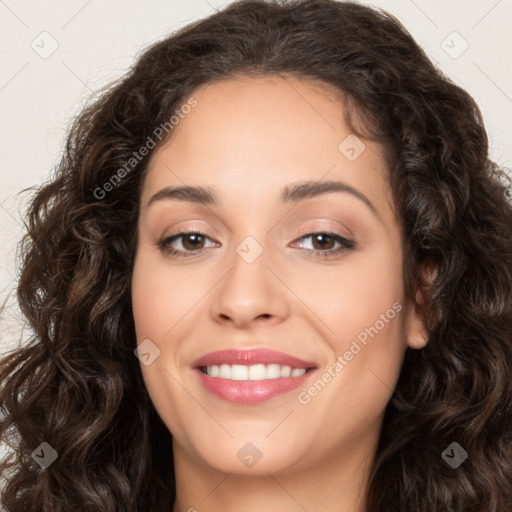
[156,230,355,259]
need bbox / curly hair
[1,0,511,510]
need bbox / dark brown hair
[1,1,511,510]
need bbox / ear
[404,260,437,350]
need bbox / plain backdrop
[0,0,511,474]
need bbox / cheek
[131,253,192,435]
[131,251,197,340]
[131,251,208,389]
[131,256,160,339]
[292,245,404,346]
[292,249,406,436]
[295,244,405,395]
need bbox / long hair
[1,1,511,510]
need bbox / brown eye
[180,233,206,250]
[309,233,337,251]
[292,231,355,259]
[157,232,218,257]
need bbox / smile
[191,349,318,404]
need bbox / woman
[1,1,511,510]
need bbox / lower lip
[193,368,316,404]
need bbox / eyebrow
[146,180,381,220]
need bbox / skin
[131,74,429,512]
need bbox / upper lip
[191,349,318,369]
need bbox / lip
[191,348,318,369]
[191,349,318,405]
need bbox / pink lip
[191,349,318,405]
[191,348,317,369]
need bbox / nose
[209,240,290,329]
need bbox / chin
[185,435,303,475]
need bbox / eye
[156,230,355,259]
[291,231,355,259]
[157,232,218,258]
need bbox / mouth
[191,349,318,404]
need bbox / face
[131,74,427,476]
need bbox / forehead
[141,74,393,220]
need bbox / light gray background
[0,0,510,416]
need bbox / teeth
[219,364,231,379]
[248,364,267,380]
[231,365,248,380]
[280,365,292,377]
[266,364,281,379]
[204,364,307,380]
